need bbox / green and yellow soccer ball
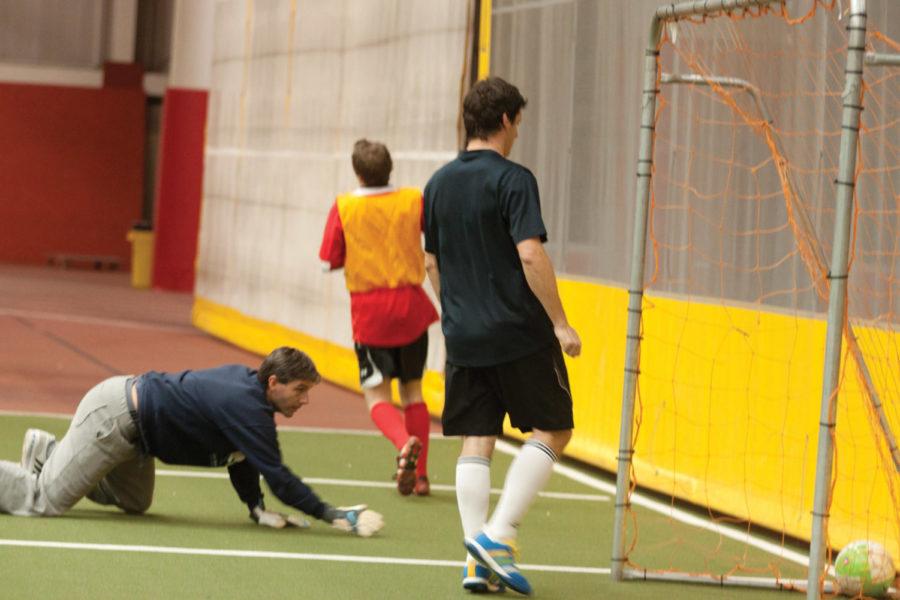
[834,540,896,598]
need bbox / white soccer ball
[834,540,896,598]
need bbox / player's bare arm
[517,237,581,357]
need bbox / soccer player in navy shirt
[2,347,383,537]
[424,77,582,595]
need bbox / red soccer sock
[369,401,409,450]
[403,402,431,477]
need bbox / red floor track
[0,264,389,431]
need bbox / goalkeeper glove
[250,504,310,529]
[322,504,384,537]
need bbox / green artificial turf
[0,415,808,599]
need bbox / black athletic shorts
[354,332,428,389]
[441,343,574,435]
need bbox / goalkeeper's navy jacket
[134,364,326,519]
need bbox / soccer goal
[610,0,900,597]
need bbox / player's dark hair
[351,139,392,187]
[258,347,321,385]
[463,77,527,140]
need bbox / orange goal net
[611,0,900,595]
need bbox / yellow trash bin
[126,226,154,289]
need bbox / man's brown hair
[463,77,527,140]
[352,139,392,187]
[257,347,321,385]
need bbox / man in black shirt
[424,77,581,596]
[1,347,383,537]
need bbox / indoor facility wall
[0,82,145,267]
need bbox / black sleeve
[499,167,548,244]
[227,458,263,510]
[423,181,438,255]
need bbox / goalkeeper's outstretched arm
[224,428,384,536]
[251,461,384,536]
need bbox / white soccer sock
[456,456,491,543]
[485,438,557,541]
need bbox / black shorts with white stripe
[442,343,574,436]
[354,332,428,389]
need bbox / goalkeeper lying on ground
[0,346,384,538]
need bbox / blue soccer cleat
[465,532,532,596]
[463,557,506,594]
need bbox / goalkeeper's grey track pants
[0,376,155,516]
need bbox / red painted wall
[0,82,145,267]
[152,87,208,292]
